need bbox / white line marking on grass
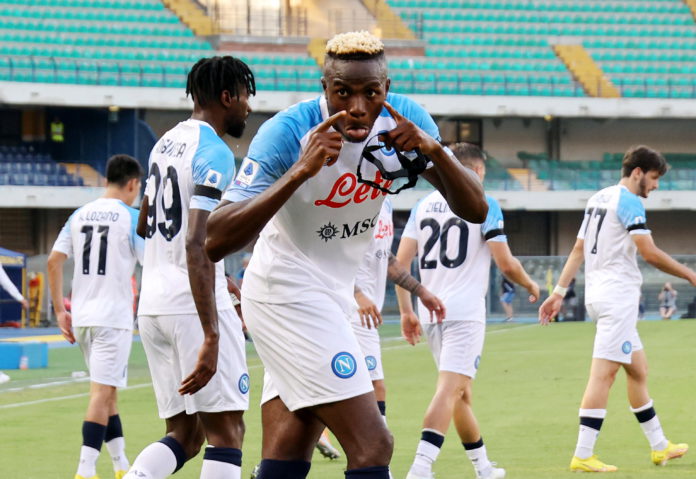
[1,326,534,409]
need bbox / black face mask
[356,132,431,195]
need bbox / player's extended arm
[135,196,148,239]
[181,208,220,395]
[634,234,696,285]
[394,237,424,345]
[538,238,585,325]
[205,111,347,261]
[388,252,445,322]
[47,251,74,343]
[488,242,540,302]
[380,102,487,223]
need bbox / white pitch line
[0,326,532,409]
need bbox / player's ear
[384,77,391,95]
[220,89,233,108]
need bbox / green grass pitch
[1,320,695,478]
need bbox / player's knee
[350,427,393,466]
[456,384,473,405]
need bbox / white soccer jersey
[352,197,394,318]
[224,94,440,314]
[403,191,507,323]
[578,184,650,304]
[138,119,235,315]
[52,198,143,330]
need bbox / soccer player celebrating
[206,31,487,479]
[396,143,539,479]
[539,145,696,472]
[47,154,144,479]
[352,197,446,425]
[124,56,254,479]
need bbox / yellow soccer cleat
[114,471,128,479]
[74,475,100,479]
[651,441,688,466]
[569,455,618,472]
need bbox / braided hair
[186,56,256,108]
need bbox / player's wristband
[553,285,567,298]
[230,294,241,307]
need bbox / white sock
[574,408,606,459]
[381,414,388,427]
[409,430,444,476]
[76,445,100,478]
[200,460,241,479]
[106,437,130,472]
[631,400,668,451]
[465,442,492,478]
[124,442,178,479]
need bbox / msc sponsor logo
[331,352,357,379]
[317,214,381,242]
[621,341,632,355]
[238,373,250,394]
[365,355,377,371]
[317,222,339,242]
[315,172,393,208]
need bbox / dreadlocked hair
[186,56,256,107]
[325,31,385,61]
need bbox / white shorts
[75,326,132,388]
[351,319,384,381]
[138,309,249,418]
[243,297,373,411]
[423,320,485,379]
[587,300,643,364]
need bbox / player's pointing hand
[295,110,346,180]
[380,101,440,156]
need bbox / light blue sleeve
[224,99,323,202]
[383,93,441,141]
[51,209,78,257]
[617,189,649,234]
[190,125,236,211]
[482,196,507,242]
[401,200,422,239]
[127,206,144,264]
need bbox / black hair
[106,154,144,187]
[621,145,668,177]
[186,56,256,108]
[449,142,487,168]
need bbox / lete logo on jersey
[315,171,394,209]
[234,158,258,188]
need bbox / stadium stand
[0,0,321,90]
[0,144,84,186]
[519,151,696,191]
[388,0,696,97]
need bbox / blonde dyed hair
[325,31,384,58]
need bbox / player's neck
[618,177,638,195]
[102,185,131,204]
[190,110,223,137]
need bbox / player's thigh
[243,298,373,412]
[426,321,485,379]
[591,299,642,364]
[351,320,384,381]
[175,309,249,415]
[138,315,186,419]
[76,326,132,388]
